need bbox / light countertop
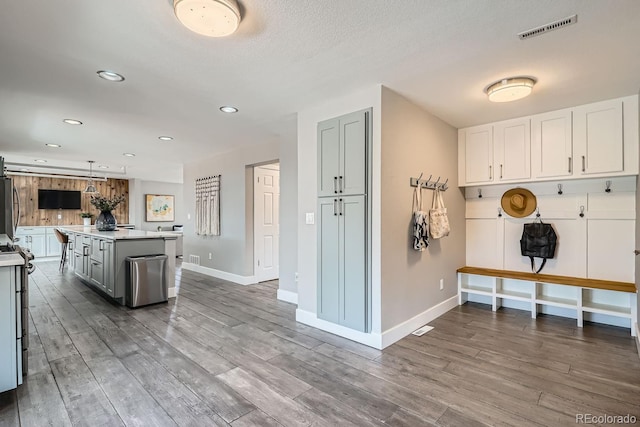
[0,253,25,267]
[58,226,178,241]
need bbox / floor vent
[518,14,577,40]
[188,254,200,265]
[412,325,434,336]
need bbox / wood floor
[1,261,639,427]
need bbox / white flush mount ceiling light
[63,119,83,125]
[84,160,98,194]
[220,106,238,113]
[174,0,241,37]
[97,70,125,82]
[485,77,536,103]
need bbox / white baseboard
[296,295,458,350]
[380,295,459,349]
[296,309,383,349]
[181,262,257,286]
[277,289,298,305]
[168,287,176,298]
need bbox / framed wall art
[145,194,175,222]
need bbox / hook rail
[410,175,448,191]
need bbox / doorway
[254,163,280,282]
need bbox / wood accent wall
[12,175,129,226]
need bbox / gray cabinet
[0,266,18,393]
[317,109,370,333]
[318,110,367,197]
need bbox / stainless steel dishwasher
[125,254,168,307]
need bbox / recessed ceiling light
[63,119,83,125]
[98,165,109,169]
[34,159,47,163]
[123,153,136,157]
[158,136,174,141]
[45,143,61,148]
[220,106,238,113]
[97,70,125,82]
[485,77,536,102]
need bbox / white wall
[128,179,185,231]
[279,134,298,294]
[297,85,383,332]
[379,87,465,332]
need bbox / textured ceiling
[1,0,639,182]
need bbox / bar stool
[53,228,69,271]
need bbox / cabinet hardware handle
[489,165,492,180]
[339,199,343,215]
[333,199,337,216]
[339,176,343,193]
[99,240,104,251]
[568,157,572,173]
[333,177,337,194]
[581,156,586,172]
[500,164,503,179]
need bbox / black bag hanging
[520,220,557,274]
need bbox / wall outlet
[295,272,299,282]
[305,212,315,225]
[187,213,191,220]
[439,278,444,290]
[57,214,62,219]
[208,252,212,260]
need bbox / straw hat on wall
[501,188,537,218]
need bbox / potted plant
[79,212,93,226]
[90,194,126,231]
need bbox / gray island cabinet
[60,227,177,304]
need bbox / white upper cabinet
[459,95,639,186]
[494,117,530,182]
[459,124,493,184]
[532,108,573,179]
[573,98,623,176]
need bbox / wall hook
[557,184,563,195]
[535,207,540,218]
[605,180,612,193]
[441,178,449,190]
[478,188,482,198]
[579,205,585,218]
[498,207,502,218]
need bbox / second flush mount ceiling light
[485,77,536,103]
[174,0,241,37]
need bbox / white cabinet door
[462,125,493,184]
[532,109,573,179]
[573,99,623,175]
[46,234,61,257]
[494,118,530,182]
[587,219,634,282]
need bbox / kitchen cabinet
[494,118,531,182]
[45,232,62,257]
[531,108,573,179]
[573,98,623,176]
[15,227,46,258]
[317,110,367,197]
[0,265,19,393]
[317,108,370,333]
[317,195,367,332]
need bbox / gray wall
[182,137,297,284]
[380,87,465,330]
[129,179,185,231]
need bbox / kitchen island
[59,227,177,305]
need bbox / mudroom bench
[457,266,638,336]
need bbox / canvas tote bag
[429,189,450,239]
[412,184,429,251]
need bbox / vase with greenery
[79,212,93,226]
[90,194,126,231]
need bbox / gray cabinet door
[318,118,340,197]
[340,110,367,196]
[103,241,115,296]
[339,196,366,332]
[0,267,17,393]
[317,197,340,323]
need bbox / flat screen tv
[38,189,82,210]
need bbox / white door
[254,165,280,282]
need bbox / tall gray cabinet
[317,109,371,332]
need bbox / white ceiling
[1,0,639,182]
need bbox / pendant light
[84,160,98,194]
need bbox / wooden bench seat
[457,266,637,293]
[457,266,637,336]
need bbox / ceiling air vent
[518,14,577,40]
